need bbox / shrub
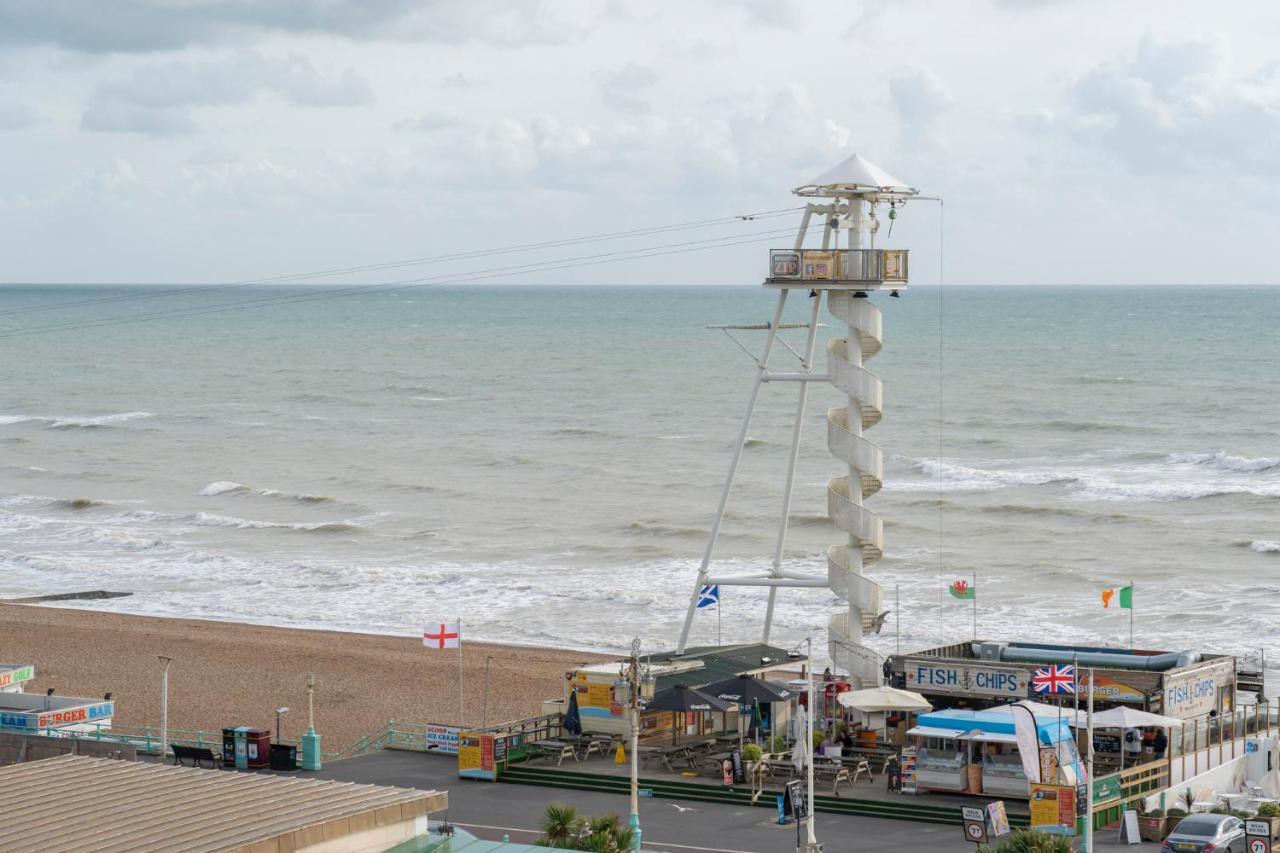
[975,829,1073,852]
[813,730,826,750]
[766,735,787,754]
[1167,807,1188,818]
[1258,801,1280,817]
[741,743,763,763]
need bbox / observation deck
[765,248,908,290]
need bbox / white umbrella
[837,686,932,713]
[792,704,809,772]
[1090,707,1184,728]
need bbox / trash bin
[244,727,271,769]
[269,743,297,771]
[222,728,238,767]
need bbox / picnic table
[639,743,704,773]
[531,739,578,766]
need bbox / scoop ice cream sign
[905,661,1029,697]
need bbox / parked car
[1161,814,1246,852]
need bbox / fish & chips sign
[904,660,1029,697]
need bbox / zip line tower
[675,153,920,687]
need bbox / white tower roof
[794,153,917,200]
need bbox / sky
[2,0,1279,286]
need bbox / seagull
[668,804,698,814]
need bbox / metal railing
[768,248,909,283]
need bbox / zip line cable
[0,223,819,340]
[0,206,805,319]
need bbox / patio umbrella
[836,686,931,713]
[1091,706,1183,772]
[563,689,583,737]
[702,675,793,705]
[1091,707,1184,729]
[645,684,734,746]
[645,684,735,714]
[792,703,809,773]
[702,676,792,751]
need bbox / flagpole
[1129,579,1134,650]
[1085,668,1095,853]
[895,584,901,657]
[717,596,722,647]
[972,571,977,642]
[457,617,465,729]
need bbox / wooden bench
[172,744,220,769]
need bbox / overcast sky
[2,0,1278,286]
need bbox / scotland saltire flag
[697,585,720,609]
[1031,664,1076,694]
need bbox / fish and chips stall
[908,708,1079,798]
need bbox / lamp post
[301,672,322,771]
[158,656,172,759]
[275,707,289,742]
[805,636,818,853]
[613,638,655,851]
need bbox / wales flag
[947,579,975,600]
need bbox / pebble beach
[0,603,608,752]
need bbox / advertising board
[903,659,1030,698]
[425,724,460,754]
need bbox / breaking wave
[190,513,362,533]
[0,411,155,429]
[1168,451,1280,474]
[198,481,335,503]
[1246,540,1280,554]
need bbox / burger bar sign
[904,660,1030,698]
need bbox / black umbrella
[645,684,734,713]
[563,689,583,737]
[701,676,791,749]
[645,684,734,746]
[701,675,792,705]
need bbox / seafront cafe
[0,692,114,735]
[889,641,1240,723]
[563,643,805,742]
[908,708,1078,797]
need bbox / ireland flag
[1102,585,1133,609]
[947,579,975,600]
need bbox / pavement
[314,750,1158,852]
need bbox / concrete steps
[499,765,1030,828]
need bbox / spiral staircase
[675,153,918,688]
[825,291,887,685]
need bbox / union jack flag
[1031,664,1076,695]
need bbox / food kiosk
[907,708,1077,797]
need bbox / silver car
[1161,814,1246,853]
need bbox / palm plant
[540,802,581,848]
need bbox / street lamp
[785,638,821,853]
[275,707,289,742]
[614,638,656,851]
[158,656,173,759]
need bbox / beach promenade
[0,602,605,750]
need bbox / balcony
[766,248,908,289]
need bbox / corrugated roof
[647,644,804,691]
[0,755,447,853]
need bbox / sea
[1,285,1277,684]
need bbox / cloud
[80,102,199,134]
[0,0,578,53]
[396,112,458,132]
[81,50,373,133]
[888,68,953,150]
[0,104,38,130]
[599,64,659,113]
[717,0,803,29]
[1037,33,1280,178]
